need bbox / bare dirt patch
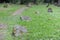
[0,23,7,40]
[0,23,7,30]
[12,7,28,16]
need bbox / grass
[0,4,22,23]
[0,4,23,40]
[0,4,60,40]
[19,5,60,40]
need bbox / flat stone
[20,16,31,21]
[26,3,32,7]
[54,3,58,6]
[48,8,53,12]
[12,25,27,37]
[14,25,27,33]
[3,3,9,8]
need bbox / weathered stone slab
[20,16,31,21]
[48,8,53,12]
[12,25,27,37]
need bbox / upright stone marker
[48,8,53,12]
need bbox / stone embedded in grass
[57,5,60,7]
[54,3,58,6]
[20,16,31,21]
[26,3,32,7]
[48,8,53,12]
[12,25,27,37]
[3,4,8,8]
[57,3,60,7]
[3,3,10,8]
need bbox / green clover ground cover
[0,4,60,40]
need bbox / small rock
[26,3,32,7]
[3,3,10,8]
[54,2,58,6]
[48,8,53,12]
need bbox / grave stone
[48,8,53,12]
[20,16,31,21]
[12,25,27,37]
